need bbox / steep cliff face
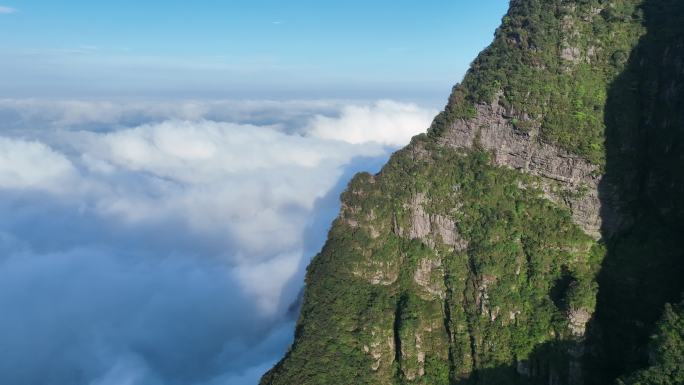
[263,144,600,385]
[261,1,684,384]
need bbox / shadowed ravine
[587,0,684,382]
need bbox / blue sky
[0,1,508,100]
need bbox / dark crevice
[466,310,479,383]
[550,265,575,312]
[393,293,406,381]
[441,256,457,383]
[462,249,480,382]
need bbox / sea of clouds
[0,98,436,385]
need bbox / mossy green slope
[431,0,645,165]
[262,142,600,385]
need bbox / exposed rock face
[353,259,399,286]
[561,46,582,63]
[401,192,468,250]
[439,93,606,239]
[366,326,394,373]
[413,257,445,299]
[568,308,592,336]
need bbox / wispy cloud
[0,6,16,14]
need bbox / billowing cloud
[0,137,76,191]
[0,6,16,14]
[0,99,434,384]
[308,100,436,145]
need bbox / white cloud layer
[308,100,435,145]
[0,6,16,14]
[0,99,435,385]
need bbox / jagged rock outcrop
[438,92,605,239]
[400,192,467,251]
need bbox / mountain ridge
[261,0,684,384]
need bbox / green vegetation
[430,0,644,165]
[262,0,684,384]
[618,303,684,385]
[262,143,602,385]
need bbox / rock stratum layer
[261,1,684,384]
